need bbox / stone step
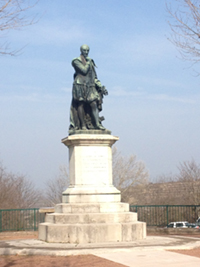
[55,202,129,214]
[62,186,121,203]
[39,221,146,243]
[45,212,137,224]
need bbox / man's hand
[95,79,102,88]
[86,57,91,63]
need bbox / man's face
[81,46,89,58]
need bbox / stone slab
[122,222,147,241]
[2,235,200,252]
[68,129,112,135]
[45,212,138,224]
[39,207,55,213]
[62,134,119,146]
[62,190,121,203]
[55,202,130,213]
[39,221,145,243]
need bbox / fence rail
[1,205,200,231]
[130,205,200,226]
[0,208,45,232]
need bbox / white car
[166,221,189,228]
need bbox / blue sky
[1,0,200,188]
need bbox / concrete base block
[55,202,130,214]
[62,193,121,203]
[122,222,146,241]
[62,186,121,203]
[39,221,146,243]
[39,202,146,244]
[39,223,122,243]
[45,212,138,224]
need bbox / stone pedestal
[39,134,146,243]
[62,134,121,203]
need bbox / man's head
[80,44,90,58]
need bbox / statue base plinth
[39,134,146,243]
[62,134,120,203]
[68,129,111,135]
[39,202,146,243]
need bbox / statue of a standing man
[69,45,108,132]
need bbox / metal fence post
[166,205,169,225]
[34,209,36,231]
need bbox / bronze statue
[69,45,108,133]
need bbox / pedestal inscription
[78,146,109,185]
[82,148,108,174]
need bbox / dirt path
[0,255,127,267]
[169,248,200,258]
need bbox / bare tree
[167,0,200,66]
[131,159,200,206]
[44,166,69,206]
[42,149,149,206]
[0,161,42,209]
[0,163,13,208]
[0,0,39,55]
[112,147,149,203]
[175,159,200,205]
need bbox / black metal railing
[0,208,45,232]
[130,205,200,226]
